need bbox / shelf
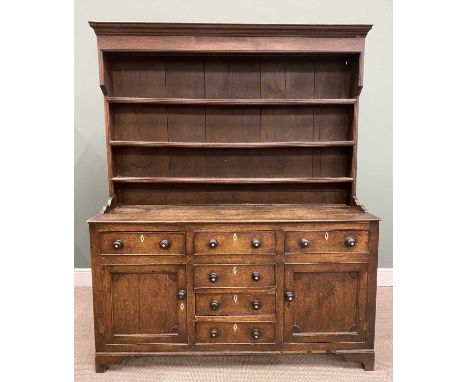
[111,177,354,184]
[110,141,355,148]
[106,97,357,105]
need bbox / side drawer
[194,264,276,288]
[194,231,276,255]
[285,230,369,254]
[196,321,275,344]
[99,231,185,255]
[195,291,276,316]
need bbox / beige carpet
[75,287,392,381]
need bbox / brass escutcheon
[180,303,184,311]
[233,266,238,274]
[233,233,238,241]
[324,232,329,241]
[140,234,145,242]
[233,294,238,303]
[233,323,238,331]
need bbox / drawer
[285,230,369,253]
[196,291,276,316]
[196,321,275,344]
[194,264,276,288]
[99,231,185,255]
[194,231,275,255]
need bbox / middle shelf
[111,177,355,184]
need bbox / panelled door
[100,264,187,345]
[284,263,368,343]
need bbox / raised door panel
[101,264,187,345]
[284,263,367,343]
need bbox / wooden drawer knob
[345,237,356,247]
[210,328,218,338]
[159,239,171,249]
[252,299,261,310]
[209,272,219,283]
[285,291,295,302]
[252,328,261,340]
[251,272,261,281]
[251,239,261,248]
[210,300,220,311]
[177,289,186,300]
[112,240,123,250]
[300,238,310,248]
[208,239,218,248]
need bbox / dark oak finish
[88,22,378,373]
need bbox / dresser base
[95,350,375,373]
[89,205,379,374]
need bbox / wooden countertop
[88,204,379,224]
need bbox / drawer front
[196,321,275,344]
[195,292,276,316]
[285,230,369,254]
[194,264,276,288]
[99,232,185,255]
[194,231,276,255]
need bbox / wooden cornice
[89,22,372,38]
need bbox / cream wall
[74,0,392,267]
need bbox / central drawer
[196,321,275,344]
[193,264,276,288]
[194,231,276,255]
[195,291,276,316]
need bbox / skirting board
[74,267,393,287]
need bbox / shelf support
[100,195,117,214]
[352,196,368,213]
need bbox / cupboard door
[101,264,187,344]
[284,263,367,343]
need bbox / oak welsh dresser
[87,22,380,373]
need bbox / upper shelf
[106,97,357,105]
[110,141,355,148]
